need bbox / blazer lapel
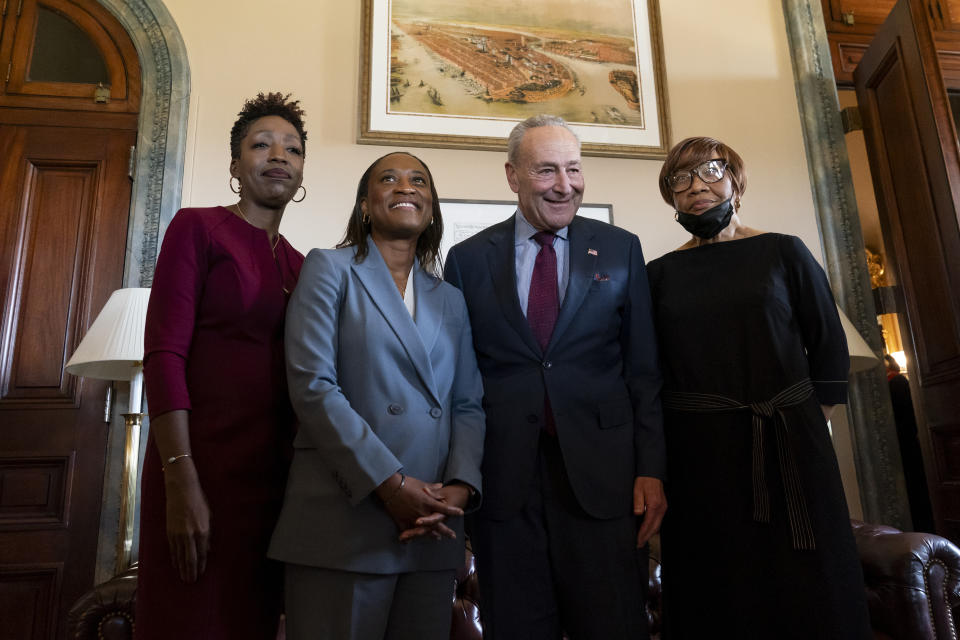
[413,267,443,358]
[485,217,542,358]
[350,241,441,404]
[548,217,597,353]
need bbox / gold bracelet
[383,472,406,505]
[163,453,192,471]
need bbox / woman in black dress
[647,137,872,638]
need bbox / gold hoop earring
[292,185,306,203]
[229,176,241,194]
[361,213,370,224]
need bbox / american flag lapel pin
[587,248,598,256]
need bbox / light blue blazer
[268,240,485,574]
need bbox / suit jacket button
[430,407,442,418]
[388,403,404,415]
[542,361,552,369]
[526,414,539,424]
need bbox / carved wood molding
[782,0,911,528]
[97,0,190,289]
[90,0,189,583]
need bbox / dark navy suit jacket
[444,214,665,520]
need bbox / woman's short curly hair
[229,92,307,160]
[658,136,746,207]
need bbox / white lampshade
[65,288,150,380]
[837,305,880,374]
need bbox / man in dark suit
[444,115,666,639]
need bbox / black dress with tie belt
[646,233,871,640]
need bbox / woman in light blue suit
[270,152,485,640]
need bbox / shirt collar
[514,209,570,246]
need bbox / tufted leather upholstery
[68,522,960,640]
[852,520,960,640]
[66,566,137,640]
[451,548,483,640]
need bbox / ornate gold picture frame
[358,0,670,159]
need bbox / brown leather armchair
[66,566,137,640]
[852,520,960,640]
[67,522,960,640]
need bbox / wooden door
[934,0,960,31]
[823,0,899,30]
[854,0,960,540]
[0,124,135,640]
[0,0,140,114]
[824,0,960,33]
[0,2,141,638]
[821,0,960,87]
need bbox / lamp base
[116,412,143,575]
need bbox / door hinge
[127,145,136,179]
[5,61,10,84]
[841,106,863,133]
[15,0,21,17]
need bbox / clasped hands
[376,472,471,543]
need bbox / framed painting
[438,199,613,261]
[359,0,670,159]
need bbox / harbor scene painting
[360,0,669,158]
[388,0,644,127]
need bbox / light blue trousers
[284,564,456,640]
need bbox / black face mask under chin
[675,198,735,239]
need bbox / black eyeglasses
[665,159,729,193]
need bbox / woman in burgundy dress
[136,93,307,639]
[646,137,872,638]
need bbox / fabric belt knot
[750,400,775,418]
[662,378,817,550]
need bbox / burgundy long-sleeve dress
[136,207,304,639]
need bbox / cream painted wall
[163,0,823,264]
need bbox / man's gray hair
[506,114,581,165]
